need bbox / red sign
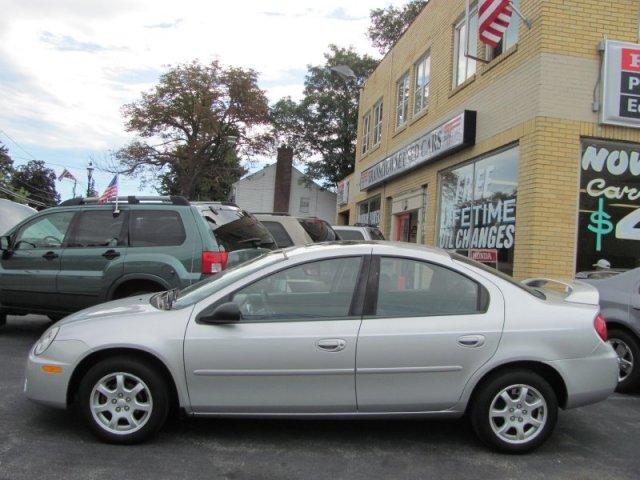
[470,249,498,263]
[621,48,640,72]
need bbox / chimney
[273,146,293,214]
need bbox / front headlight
[34,327,59,356]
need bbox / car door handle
[42,251,59,260]
[316,339,347,352]
[457,335,486,348]
[102,250,121,260]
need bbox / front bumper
[24,340,88,409]
[548,341,619,409]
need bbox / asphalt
[1,315,639,480]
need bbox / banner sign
[470,249,498,263]
[359,110,476,190]
[337,179,349,206]
[577,139,640,271]
[601,40,640,128]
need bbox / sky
[0,0,404,202]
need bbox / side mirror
[0,236,10,251]
[199,302,242,325]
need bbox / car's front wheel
[470,370,558,453]
[607,328,639,393]
[78,357,169,444]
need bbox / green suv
[0,196,241,325]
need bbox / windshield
[298,218,338,242]
[172,252,283,308]
[201,206,276,250]
[450,252,546,299]
[336,229,364,240]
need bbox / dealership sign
[577,139,640,271]
[359,110,476,190]
[601,40,640,128]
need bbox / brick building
[336,0,640,279]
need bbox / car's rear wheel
[608,328,639,393]
[470,370,558,453]
[78,357,169,444]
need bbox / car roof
[333,225,368,231]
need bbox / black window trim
[196,254,370,324]
[362,254,491,319]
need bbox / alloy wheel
[489,384,547,445]
[90,372,153,435]
[608,338,635,382]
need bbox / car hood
[56,294,158,328]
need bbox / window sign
[601,40,640,128]
[357,196,381,226]
[577,139,640,271]
[438,146,519,275]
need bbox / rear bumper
[24,340,87,409]
[547,341,619,409]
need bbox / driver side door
[184,256,367,414]
[0,211,76,311]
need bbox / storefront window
[577,139,640,272]
[357,196,381,226]
[438,146,519,275]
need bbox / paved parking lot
[1,315,639,480]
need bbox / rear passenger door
[58,209,128,310]
[355,256,504,412]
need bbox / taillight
[201,251,228,274]
[594,313,608,341]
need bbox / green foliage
[0,142,32,205]
[116,60,270,200]
[11,160,59,207]
[368,0,428,55]
[269,45,378,188]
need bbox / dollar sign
[587,198,613,252]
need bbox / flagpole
[113,175,120,215]
[508,1,532,29]
[72,179,77,198]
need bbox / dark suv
[0,196,262,325]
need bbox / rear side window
[374,257,488,317]
[202,207,276,251]
[261,221,294,248]
[67,211,125,248]
[129,210,186,247]
[368,227,385,240]
[337,229,365,240]
[298,218,337,242]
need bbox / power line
[0,183,49,207]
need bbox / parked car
[24,241,617,453]
[575,269,627,280]
[254,214,340,247]
[0,196,229,325]
[0,198,36,235]
[582,267,640,392]
[192,202,277,264]
[332,225,385,241]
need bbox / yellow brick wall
[346,0,640,279]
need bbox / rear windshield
[336,229,365,240]
[201,207,276,251]
[298,218,338,242]
[367,227,385,240]
[451,252,546,299]
[261,221,294,248]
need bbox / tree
[116,60,270,200]
[0,143,13,197]
[11,160,59,208]
[270,45,378,188]
[368,0,428,55]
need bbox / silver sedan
[24,242,618,453]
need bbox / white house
[231,147,337,223]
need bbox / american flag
[98,175,118,203]
[57,168,77,182]
[479,0,513,48]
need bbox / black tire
[0,313,6,327]
[608,328,640,393]
[78,356,170,444]
[470,369,558,454]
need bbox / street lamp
[86,161,94,197]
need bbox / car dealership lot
[1,315,639,480]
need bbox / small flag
[479,0,513,48]
[98,175,118,203]
[58,169,77,182]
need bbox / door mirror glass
[0,236,10,251]
[200,302,242,324]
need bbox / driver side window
[14,211,75,250]
[230,257,363,321]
